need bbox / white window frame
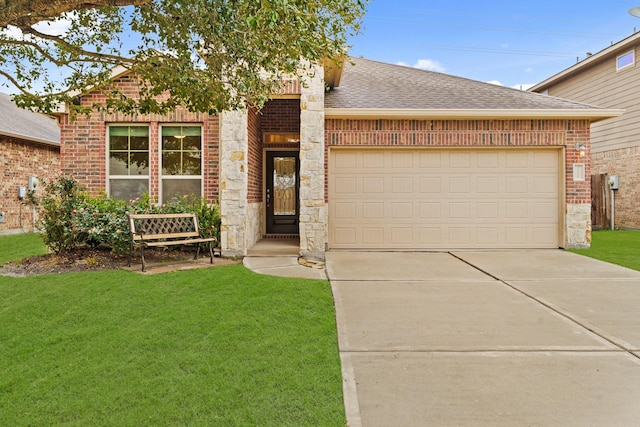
[158,124,204,204]
[106,124,150,201]
[616,50,635,71]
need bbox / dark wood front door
[266,151,299,234]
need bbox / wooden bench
[127,212,218,271]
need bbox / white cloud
[486,80,503,86]
[33,16,73,37]
[413,59,446,72]
[397,59,446,73]
[511,83,535,91]
[525,67,533,73]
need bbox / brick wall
[260,99,301,134]
[0,137,60,232]
[247,107,262,203]
[324,119,591,205]
[592,146,640,229]
[59,74,220,202]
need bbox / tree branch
[23,26,136,65]
[0,0,151,28]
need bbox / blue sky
[348,0,640,89]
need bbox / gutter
[0,131,60,147]
[324,108,625,123]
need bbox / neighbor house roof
[530,32,640,93]
[325,57,623,121]
[0,93,60,146]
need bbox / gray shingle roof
[0,92,60,145]
[325,57,608,112]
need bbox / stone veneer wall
[219,110,249,257]
[324,119,593,248]
[0,137,60,233]
[299,65,327,260]
[566,204,591,248]
[592,146,640,229]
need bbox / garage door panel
[329,148,560,249]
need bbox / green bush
[38,176,221,254]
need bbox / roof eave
[0,131,60,147]
[324,108,625,122]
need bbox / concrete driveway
[326,250,640,426]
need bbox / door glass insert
[273,157,296,216]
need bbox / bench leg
[208,241,214,264]
[194,243,201,260]
[140,245,146,272]
[128,241,133,267]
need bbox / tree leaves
[0,0,367,115]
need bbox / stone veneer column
[566,203,591,248]
[299,64,327,261]
[219,109,249,257]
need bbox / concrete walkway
[326,250,640,426]
[243,238,327,280]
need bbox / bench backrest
[128,213,201,241]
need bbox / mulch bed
[0,246,240,277]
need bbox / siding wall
[541,45,639,154]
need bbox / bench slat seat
[127,212,217,271]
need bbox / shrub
[38,175,88,253]
[38,176,221,255]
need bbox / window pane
[183,126,201,136]
[162,126,182,137]
[183,135,201,150]
[130,135,149,150]
[162,152,182,175]
[110,135,128,150]
[110,179,149,201]
[162,178,201,202]
[618,52,634,69]
[109,126,130,137]
[109,152,130,175]
[162,137,181,151]
[129,152,149,175]
[130,127,149,137]
[183,152,202,175]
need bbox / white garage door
[328,148,561,249]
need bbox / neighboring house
[57,57,621,260]
[530,32,640,229]
[0,92,60,234]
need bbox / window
[617,51,635,71]
[108,125,149,201]
[160,125,202,203]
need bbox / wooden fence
[591,174,611,230]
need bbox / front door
[266,151,299,234]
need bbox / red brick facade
[0,137,60,232]
[247,108,262,203]
[60,74,220,203]
[324,118,591,204]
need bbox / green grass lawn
[0,232,48,264]
[0,234,345,426]
[570,230,640,271]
